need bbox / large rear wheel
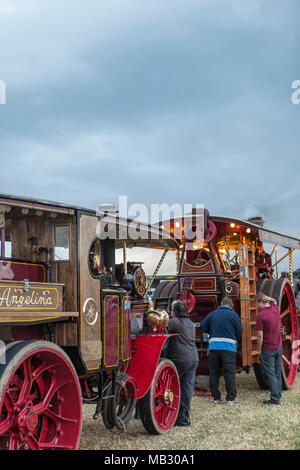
[0,341,82,450]
[255,278,299,390]
[153,280,178,311]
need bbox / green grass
[79,369,300,450]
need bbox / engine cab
[154,208,299,379]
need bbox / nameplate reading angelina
[0,284,62,311]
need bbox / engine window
[54,226,70,261]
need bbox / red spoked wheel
[276,280,299,388]
[139,359,180,435]
[0,341,82,450]
[255,278,299,390]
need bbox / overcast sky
[0,0,299,271]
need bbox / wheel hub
[26,411,38,431]
[163,389,174,405]
[17,402,38,434]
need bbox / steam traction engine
[154,209,300,391]
[0,195,181,450]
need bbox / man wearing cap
[255,292,282,405]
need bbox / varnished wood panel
[79,214,102,371]
[7,213,78,346]
[47,216,78,313]
[0,280,63,312]
[55,321,78,346]
[46,216,78,347]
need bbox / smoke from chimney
[246,216,265,227]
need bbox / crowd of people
[155,291,284,427]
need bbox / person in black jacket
[200,296,243,405]
[165,300,199,427]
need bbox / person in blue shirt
[200,296,243,405]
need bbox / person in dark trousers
[256,292,282,405]
[165,300,199,427]
[200,296,243,405]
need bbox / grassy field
[79,369,300,451]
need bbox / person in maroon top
[256,292,282,405]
